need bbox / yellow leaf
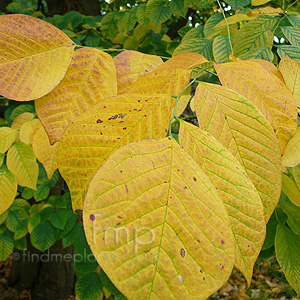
[292,165,300,190]
[31,121,58,179]
[213,14,257,29]
[249,7,283,15]
[282,127,300,167]
[122,68,191,96]
[173,94,191,117]
[11,112,35,130]
[282,173,300,207]
[179,121,265,284]
[194,82,282,221]
[113,50,163,93]
[35,47,117,145]
[157,52,208,71]
[190,96,195,112]
[19,118,39,145]
[0,166,17,214]
[7,141,38,190]
[0,14,75,101]
[58,94,175,211]
[214,60,298,154]
[83,138,235,300]
[279,56,300,108]
[0,127,18,153]
[252,0,271,6]
[247,58,284,82]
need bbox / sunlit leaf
[252,0,270,6]
[174,94,191,117]
[179,121,265,283]
[11,112,34,130]
[122,68,191,96]
[113,50,163,93]
[58,94,175,210]
[194,82,281,221]
[279,56,300,107]
[35,47,117,144]
[0,167,17,215]
[215,59,298,154]
[0,127,18,153]
[275,223,300,296]
[0,14,75,101]
[249,58,284,81]
[83,138,235,299]
[31,121,58,180]
[7,141,38,190]
[282,127,300,167]
[19,118,39,145]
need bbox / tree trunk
[8,236,75,300]
[46,0,101,16]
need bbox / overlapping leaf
[194,82,281,221]
[31,121,59,179]
[113,50,163,93]
[0,167,17,215]
[58,94,175,210]
[281,26,300,47]
[179,121,265,283]
[282,174,300,207]
[7,141,38,190]
[282,127,300,167]
[279,56,300,107]
[35,47,117,144]
[277,45,300,61]
[0,127,18,153]
[213,36,232,62]
[0,14,75,101]
[215,59,298,154]
[83,138,235,300]
[19,118,39,145]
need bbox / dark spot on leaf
[103,106,106,108]
[138,100,140,102]
[221,240,225,245]
[197,239,200,243]
[181,248,185,258]
[138,109,141,111]
[119,121,124,123]
[116,222,121,226]
[193,177,197,182]
[118,215,122,218]
[200,269,203,273]
[123,127,127,130]
[144,115,147,117]
[203,277,205,280]
[224,115,227,119]
[125,185,128,194]
[168,137,171,140]
[97,119,102,123]
[120,170,123,173]
[90,214,95,221]
[117,137,121,139]
[108,115,118,120]
[274,129,276,133]
[184,186,187,190]
[100,132,103,135]
[120,114,127,119]
[134,109,137,111]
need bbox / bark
[8,237,75,300]
[45,0,101,16]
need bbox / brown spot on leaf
[118,215,122,218]
[120,114,127,119]
[180,248,185,258]
[200,269,203,273]
[221,240,225,245]
[90,214,95,221]
[116,222,121,226]
[193,177,197,182]
[108,115,118,120]
[123,127,127,130]
[125,185,128,194]
[97,119,102,123]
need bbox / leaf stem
[216,0,234,56]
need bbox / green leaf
[7,142,38,190]
[21,187,35,200]
[281,26,300,47]
[63,210,78,236]
[10,199,30,212]
[99,269,122,296]
[275,223,300,296]
[204,13,224,36]
[83,16,98,28]
[170,0,188,17]
[237,46,274,61]
[30,221,57,252]
[9,105,36,121]
[0,229,14,261]
[0,210,9,226]
[225,0,251,10]
[49,209,68,230]
[146,2,172,26]
[75,272,103,300]
[64,11,83,29]
[262,212,278,250]
[117,7,137,32]
[136,5,150,25]
[28,212,41,233]
[63,223,84,251]
[0,166,17,215]
[73,249,98,275]
[213,35,232,62]
[277,45,300,61]
[282,173,300,207]
[174,37,213,60]
[279,197,300,235]
[101,12,120,39]
[14,236,27,250]
[0,153,4,166]
[34,183,50,202]
[288,14,300,28]
[233,16,279,58]
[6,209,29,233]
[85,35,101,47]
